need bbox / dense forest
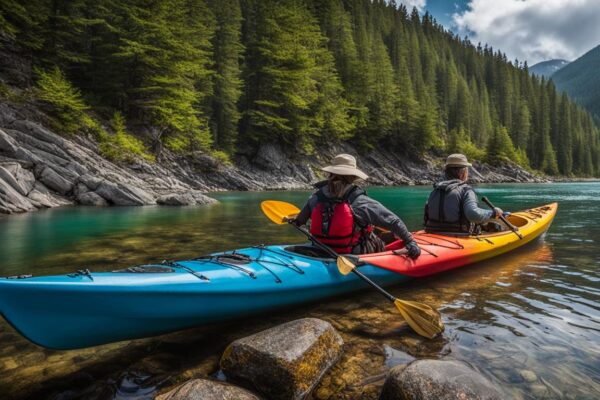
[1,0,599,176]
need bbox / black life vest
[309,185,372,254]
[424,181,474,234]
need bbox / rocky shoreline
[154,318,505,400]
[0,98,548,216]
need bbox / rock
[95,181,155,206]
[156,379,261,400]
[519,370,537,383]
[36,165,74,195]
[0,128,18,157]
[221,318,344,400]
[0,175,35,214]
[157,193,196,206]
[380,359,504,400]
[77,191,108,207]
[78,174,103,191]
[0,165,28,196]
[27,182,73,208]
[157,192,217,206]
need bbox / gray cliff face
[0,99,546,215]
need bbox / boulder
[95,181,155,206]
[77,191,108,207]
[157,192,217,206]
[156,379,261,400]
[27,182,73,208]
[0,128,18,157]
[157,193,197,206]
[36,165,74,195]
[0,165,27,196]
[220,318,344,400]
[0,176,35,213]
[379,359,505,400]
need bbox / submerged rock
[380,359,504,400]
[156,378,261,400]
[220,318,344,400]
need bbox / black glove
[405,241,421,259]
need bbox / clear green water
[1,183,599,399]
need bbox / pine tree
[209,0,243,154]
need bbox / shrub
[34,67,89,134]
[98,112,155,163]
[210,149,232,166]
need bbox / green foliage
[486,126,518,166]
[34,67,89,134]
[244,0,352,153]
[210,149,232,166]
[98,112,154,163]
[5,0,600,176]
[447,127,485,162]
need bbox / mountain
[530,59,570,78]
[552,45,600,123]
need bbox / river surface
[1,183,599,399]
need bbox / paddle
[482,196,523,239]
[260,200,444,339]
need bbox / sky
[399,0,600,65]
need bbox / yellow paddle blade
[336,256,356,275]
[260,200,300,225]
[394,299,444,339]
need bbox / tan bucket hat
[321,154,368,180]
[445,153,472,168]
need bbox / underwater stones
[220,318,344,400]
[380,359,504,400]
[156,379,261,400]
[519,369,537,383]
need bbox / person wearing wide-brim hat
[423,154,503,234]
[294,154,421,258]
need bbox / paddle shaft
[482,196,523,239]
[289,222,396,303]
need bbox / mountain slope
[529,59,569,78]
[552,45,600,122]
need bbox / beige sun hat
[321,154,368,180]
[445,153,472,168]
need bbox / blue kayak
[0,244,407,349]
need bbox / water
[1,183,599,399]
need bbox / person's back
[424,154,502,234]
[294,154,421,258]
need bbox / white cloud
[399,0,427,12]
[453,0,600,64]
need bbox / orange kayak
[360,203,558,277]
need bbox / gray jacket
[425,179,493,228]
[295,185,414,243]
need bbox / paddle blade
[260,201,300,225]
[337,256,356,275]
[394,299,444,339]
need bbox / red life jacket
[309,185,372,254]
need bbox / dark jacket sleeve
[294,193,318,226]
[351,196,414,243]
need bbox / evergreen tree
[209,0,243,154]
